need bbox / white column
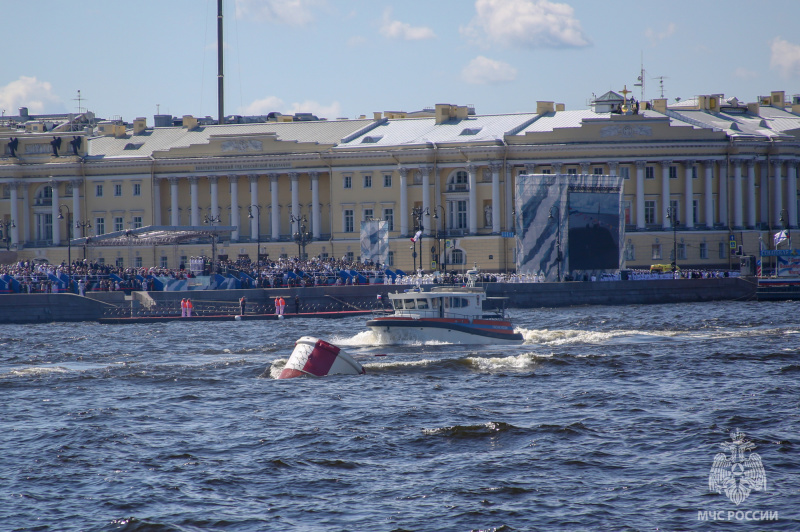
[773,160,784,226]
[608,162,619,176]
[490,162,501,234]
[746,160,757,228]
[683,161,694,229]
[504,164,514,231]
[788,160,798,227]
[153,178,162,226]
[269,173,280,240]
[636,161,646,229]
[208,176,219,220]
[718,162,728,227]
[189,177,200,226]
[704,161,714,228]
[50,180,60,245]
[71,179,82,238]
[229,174,239,241]
[9,182,19,245]
[249,174,259,240]
[467,163,477,235]
[580,162,590,175]
[289,172,299,233]
[169,177,180,226]
[421,166,432,234]
[21,183,30,243]
[661,161,671,229]
[310,171,320,239]
[760,163,769,225]
[399,167,409,236]
[732,159,743,228]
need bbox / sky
[2,0,799,122]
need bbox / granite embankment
[0,277,760,324]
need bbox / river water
[1,300,798,531]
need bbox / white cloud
[644,22,676,47]
[380,8,435,41]
[770,37,800,78]
[241,96,342,119]
[462,0,590,49]
[235,0,325,26]
[0,76,62,115]
[461,56,518,85]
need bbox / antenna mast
[217,0,225,125]
[634,54,645,102]
[654,76,669,98]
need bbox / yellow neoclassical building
[1,90,798,273]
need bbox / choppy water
[1,301,798,531]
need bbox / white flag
[774,230,788,247]
[410,230,422,242]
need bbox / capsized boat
[278,336,366,379]
[366,285,524,345]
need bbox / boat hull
[366,317,524,345]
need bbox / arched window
[447,170,469,192]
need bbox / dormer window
[361,135,383,144]
[460,127,482,135]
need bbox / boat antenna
[217,0,225,125]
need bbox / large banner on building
[515,173,624,280]
[360,220,389,265]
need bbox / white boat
[366,284,524,345]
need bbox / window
[320,252,329,260]
[383,174,392,187]
[623,200,632,225]
[363,208,373,221]
[651,244,662,260]
[593,167,603,175]
[449,200,468,229]
[343,175,352,189]
[450,249,465,265]
[669,200,680,222]
[541,169,551,174]
[448,171,469,192]
[718,242,726,259]
[692,200,699,225]
[645,166,655,179]
[644,201,656,225]
[620,167,630,180]
[669,166,678,179]
[387,251,394,266]
[700,243,708,259]
[115,257,124,267]
[383,208,394,231]
[346,251,354,262]
[95,217,105,235]
[692,166,698,179]
[678,243,686,260]
[132,216,143,229]
[363,175,372,188]
[114,184,122,196]
[96,184,103,197]
[114,217,124,232]
[133,183,142,196]
[161,256,169,268]
[134,256,143,267]
[344,209,354,232]
[567,168,577,175]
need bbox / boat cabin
[387,287,486,320]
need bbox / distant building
[0,91,798,273]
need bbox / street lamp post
[432,205,446,276]
[666,207,679,279]
[248,204,261,263]
[57,204,72,280]
[1,219,15,250]
[75,220,92,260]
[290,213,312,259]
[411,206,429,273]
[204,214,221,273]
[548,206,562,282]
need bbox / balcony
[446,183,469,192]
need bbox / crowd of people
[0,255,743,295]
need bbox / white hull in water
[278,336,365,379]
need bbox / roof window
[361,135,383,143]
[460,127,482,135]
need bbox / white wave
[517,327,676,346]
[465,352,549,372]
[5,366,70,377]
[266,358,288,379]
[363,358,438,370]
[331,329,453,347]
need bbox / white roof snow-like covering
[72,225,237,247]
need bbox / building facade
[1,91,798,273]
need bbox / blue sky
[2,0,799,122]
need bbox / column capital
[268,172,279,182]
[398,166,409,178]
[660,160,673,168]
[488,161,503,172]
[682,160,696,167]
[419,165,433,176]
[635,160,647,169]
[745,159,756,169]
[70,178,84,187]
[702,159,715,169]
[248,174,260,183]
[288,172,299,182]
[168,176,180,185]
[608,162,619,173]
[579,162,590,174]
[228,174,239,184]
[731,158,744,168]
[207,175,219,184]
[524,163,536,174]
[552,162,563,174]
[187,176,199,184]
[309,170,320,180]
[465,163,477,173]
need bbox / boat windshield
[416,299,429,309]
[403,299,416,309]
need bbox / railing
[446,183,469,192]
